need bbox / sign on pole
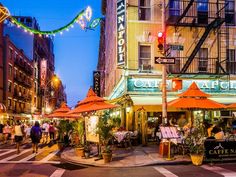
[168,44,184,51]
[117,0,126,66]
[155,57,175,64]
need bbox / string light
[7,6,102,36]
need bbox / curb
[61,151,192,168]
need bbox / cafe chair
[130,130,139,146]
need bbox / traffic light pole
[161,0,167,125]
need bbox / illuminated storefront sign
[127,78,236,93]
[117,0,126,66]
[40,59,47,87]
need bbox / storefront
[109,76,236,144]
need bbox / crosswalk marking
[0,149,16,157]
[19,149,43,162]
[0,149,31,162]
[153,167,178,177]
[50,168,65,177]
[40,150,59,162]
[202,165,236,177]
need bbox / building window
[227,49,236,74]
[8,98,12,109]
[139,45,151,71]
[9,48,13,60]
[198,48,208,72]
[197,0,208,24]
[225,0,235,25]
[8,81,12,92]
[14,52,17,61]
[139,0,151,21]
[9,65,12,76]
[169,0,180,17]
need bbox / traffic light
[157,32,165,52]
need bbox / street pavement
[0,143,236,176]
[0,141,60,164]
[0,162,236,177]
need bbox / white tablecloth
[114,131,132,143]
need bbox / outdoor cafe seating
[113,129,139,148]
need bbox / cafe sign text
[117,0,126,66]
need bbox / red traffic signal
[157,32,165,51]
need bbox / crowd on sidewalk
[0,120,57,154]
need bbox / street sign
[155,57,175,64]
[169,44,184,51]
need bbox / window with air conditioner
[139,0,151,21]
[227,49,236,74]
[139,45,151,72]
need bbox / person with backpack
[30,121,42,153]
[14,120,23,154]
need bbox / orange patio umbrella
[168,82,226,109]
[227,103,236,109]
[47,102,76,118]
[67,88,117,115]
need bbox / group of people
[0,120,57,154]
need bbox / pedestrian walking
[14,120,23,154]
[3,121,11,144]
[42,121,49,143]
[30,121,42,153]
[0,122,4,145]
[49,122,55,141]
[24,124,32,142]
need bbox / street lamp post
[42,75,59,116]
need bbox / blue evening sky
[1,0,101,107]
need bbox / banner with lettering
[93,71,101,96]
[40,59,47,87]
[117,0,126,66]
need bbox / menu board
[160,126,179,139]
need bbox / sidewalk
[61,145,191,168]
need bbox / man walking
[42,122,49,143]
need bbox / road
[0,143,236,177]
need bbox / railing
[14,75,32,88]
[166,0,225,25]
[168,57,225,74]
[14,59,33,76]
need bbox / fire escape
[166,0,230,77]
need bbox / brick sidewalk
[61,145,191,168]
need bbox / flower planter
[102,152,112,163]
[75,147,85,157]
[190,154,204,166]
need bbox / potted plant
[187,127,205,166]
[56,120,67,151]
[73,120,85,157]
[96,111,114,163]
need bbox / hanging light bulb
[77,16,86,30]
[71,24,74,28]
[84,6,92,21]
[53,34,56,37]
[60,31,63,35]
[24,29,27,33]
[17,25,20,28]
[66,28,69,32]
[30,32,33,35]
